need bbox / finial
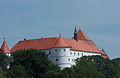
[24,38,26,40]
[41,36,43,38]
[59,33,61,37]
[74,25,77,32]
[3,37,6,41]
[79,26,81,30]
[102,49,105,52]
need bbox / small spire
[3,37,5,40]
[74,26,78,41]
[41,36,43,38]
[59,33,61,37]
[102,49,105,52]
[74,25,77,33]
[24,38,26,40]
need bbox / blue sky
[0,0,119,58]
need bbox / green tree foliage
[7,49,59,78]
[0,53,11,70]
[4,49,120,78]
[0,67,7,78]
[73,56,105,78]
[79,56,120,78]
[7,65,30,78]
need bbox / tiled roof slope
[77,29,90,40]
[53,37,70,48]
[11,37,106,55]
[0,40,11,53]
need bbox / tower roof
[53,37,70,48]
[78,29,90,40]
[0,40,11,53]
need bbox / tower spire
[73,26,78,41]
[1,40,11,53]
[59,33,61,37]
[79,26,81,30]
[3,37,5,40]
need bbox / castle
[0,28,108,69]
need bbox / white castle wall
[44,47,101,69]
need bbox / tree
[6,50,120,78]
[79,56,120,78]
[73,56,105,78]
[8,49,59,78]
[7,65,30,78]
[0,67,7,78]
[0,53,11,70]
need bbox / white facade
[44,47,101,69]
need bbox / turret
[73,27,78,41]
[0,39,11,56]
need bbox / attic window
[55,49,57,52]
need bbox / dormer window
[55,49,57,52]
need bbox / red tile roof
[0,40,11,53]
[78,29,90,40]
[53,37,70,48]
[11,37,106,55]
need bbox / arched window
[56,59,58,61]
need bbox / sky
[0,0,120,58]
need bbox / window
[70,52,72,55]
[64,49,66,52]
[82,53,83,56]
[55,49,57,52]
[68,58,70,61]
[56,59,58,61]
[72,59,75,62]
[74,52,76,55]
